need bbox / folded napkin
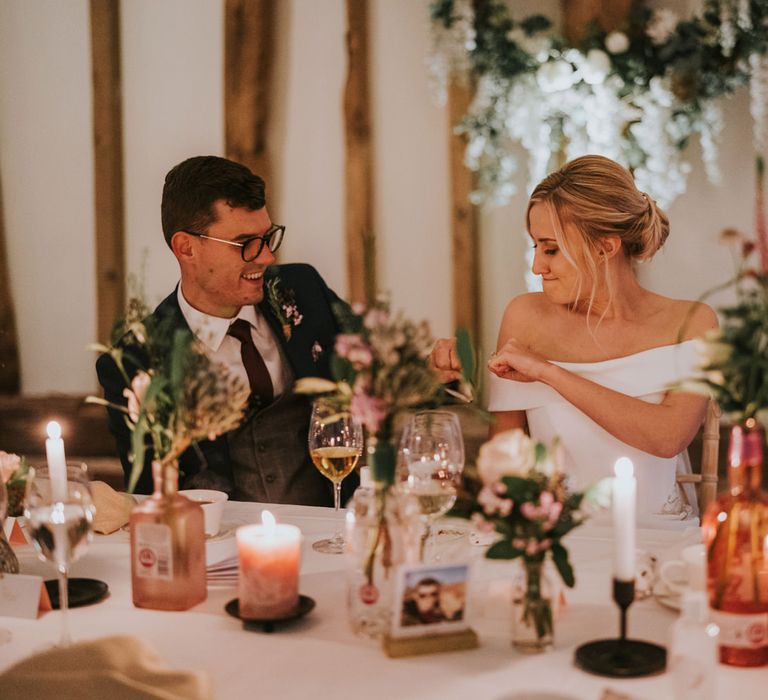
[91,481,135,534]
[0,635,211,700]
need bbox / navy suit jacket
[96,263,358,503]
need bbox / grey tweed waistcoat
[226,392,334,506]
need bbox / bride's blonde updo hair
[527,155,669,314]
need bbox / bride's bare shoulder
[497,293,557,345]
[656,296,719,341]
[501,293,553,320]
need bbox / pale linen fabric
[0,635,211,700]
[91,480,135,534]
[487,340,699,516]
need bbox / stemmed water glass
[398,410,465,560]
[308,400,364,554]
[24,463,94,646]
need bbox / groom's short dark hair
[161,155,266,247]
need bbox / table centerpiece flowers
[295,298,476,636]
[88,296,249,610]
[0,451,28,574]
[469,429,609,652]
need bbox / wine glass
[398,411,464,560]
[308,400,364,554]
[24,463,94,646]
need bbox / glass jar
[510,557,555,653]
[345,482,421,638]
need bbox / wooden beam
[90,0,125,342]
[344,0,375,306]
[447,82,479,342]
[224,0,276,191]
[560,0,634,45]
[0,171,20,394]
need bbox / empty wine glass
[25,463,94,646]
[308,400,364,554]
[398,411,464,560]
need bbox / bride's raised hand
[488,338,549,383]
[428,338,464,383]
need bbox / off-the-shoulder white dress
[487,340,698,517]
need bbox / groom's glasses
[182,224,285,262]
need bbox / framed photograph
[390,562,472,639]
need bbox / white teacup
[660,543,706,595]
[178,489,228,536]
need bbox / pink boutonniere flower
[266,278,303,341]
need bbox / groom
[96,155,357,506]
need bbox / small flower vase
[0,526,19,574]
[510,557,555,653]
[129,460,207,610]
[345,439,421,638]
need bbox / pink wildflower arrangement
[295,298,450,483]
[471,429,606,588]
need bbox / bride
[432,155,717,517]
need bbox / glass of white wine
[309,400,364,554]
[24,463,94,646]
[399,411,464,560]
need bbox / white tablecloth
[2,502,765,699]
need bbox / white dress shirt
[177,284,290,397]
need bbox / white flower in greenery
[0,451,21,483]
[536,59,576,92]
[476,429,537,484]
[580,49,611,85]
[605,31,629,54]
[647,9,679,45]
[294,377,339,394]
[123,370,151,422]
[693,337,732,368]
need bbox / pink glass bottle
[129,461,207,610]
[702,418,768,667]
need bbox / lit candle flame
[614,456,634,479]
[47,421,62,440]
[261,510,276,528]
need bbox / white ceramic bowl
[178,489,228,536]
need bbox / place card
[4,517,27,545]
[0,574,52,619]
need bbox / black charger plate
[44,578,109,609]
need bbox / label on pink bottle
[710,610,768,649]
[134,523,173,580]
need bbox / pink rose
[0,451,21,483]
[350,391,387,434]
[334,334,373,369]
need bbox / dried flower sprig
[88,299,250,492]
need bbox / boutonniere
[311,341,323,363]
[266,277,303,341]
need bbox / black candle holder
[574,578,666,678]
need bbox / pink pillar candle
[237,513,301,619]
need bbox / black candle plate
[225,595,315,633]
[574,638,666,678]
[44,578,109,609]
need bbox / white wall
[121,0,225,309]
[0,0,96,394]
[0,0,759,394]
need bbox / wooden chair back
[676,399,721,514]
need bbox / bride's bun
[528,155,670,263]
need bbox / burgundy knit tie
[227,319,274,404]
